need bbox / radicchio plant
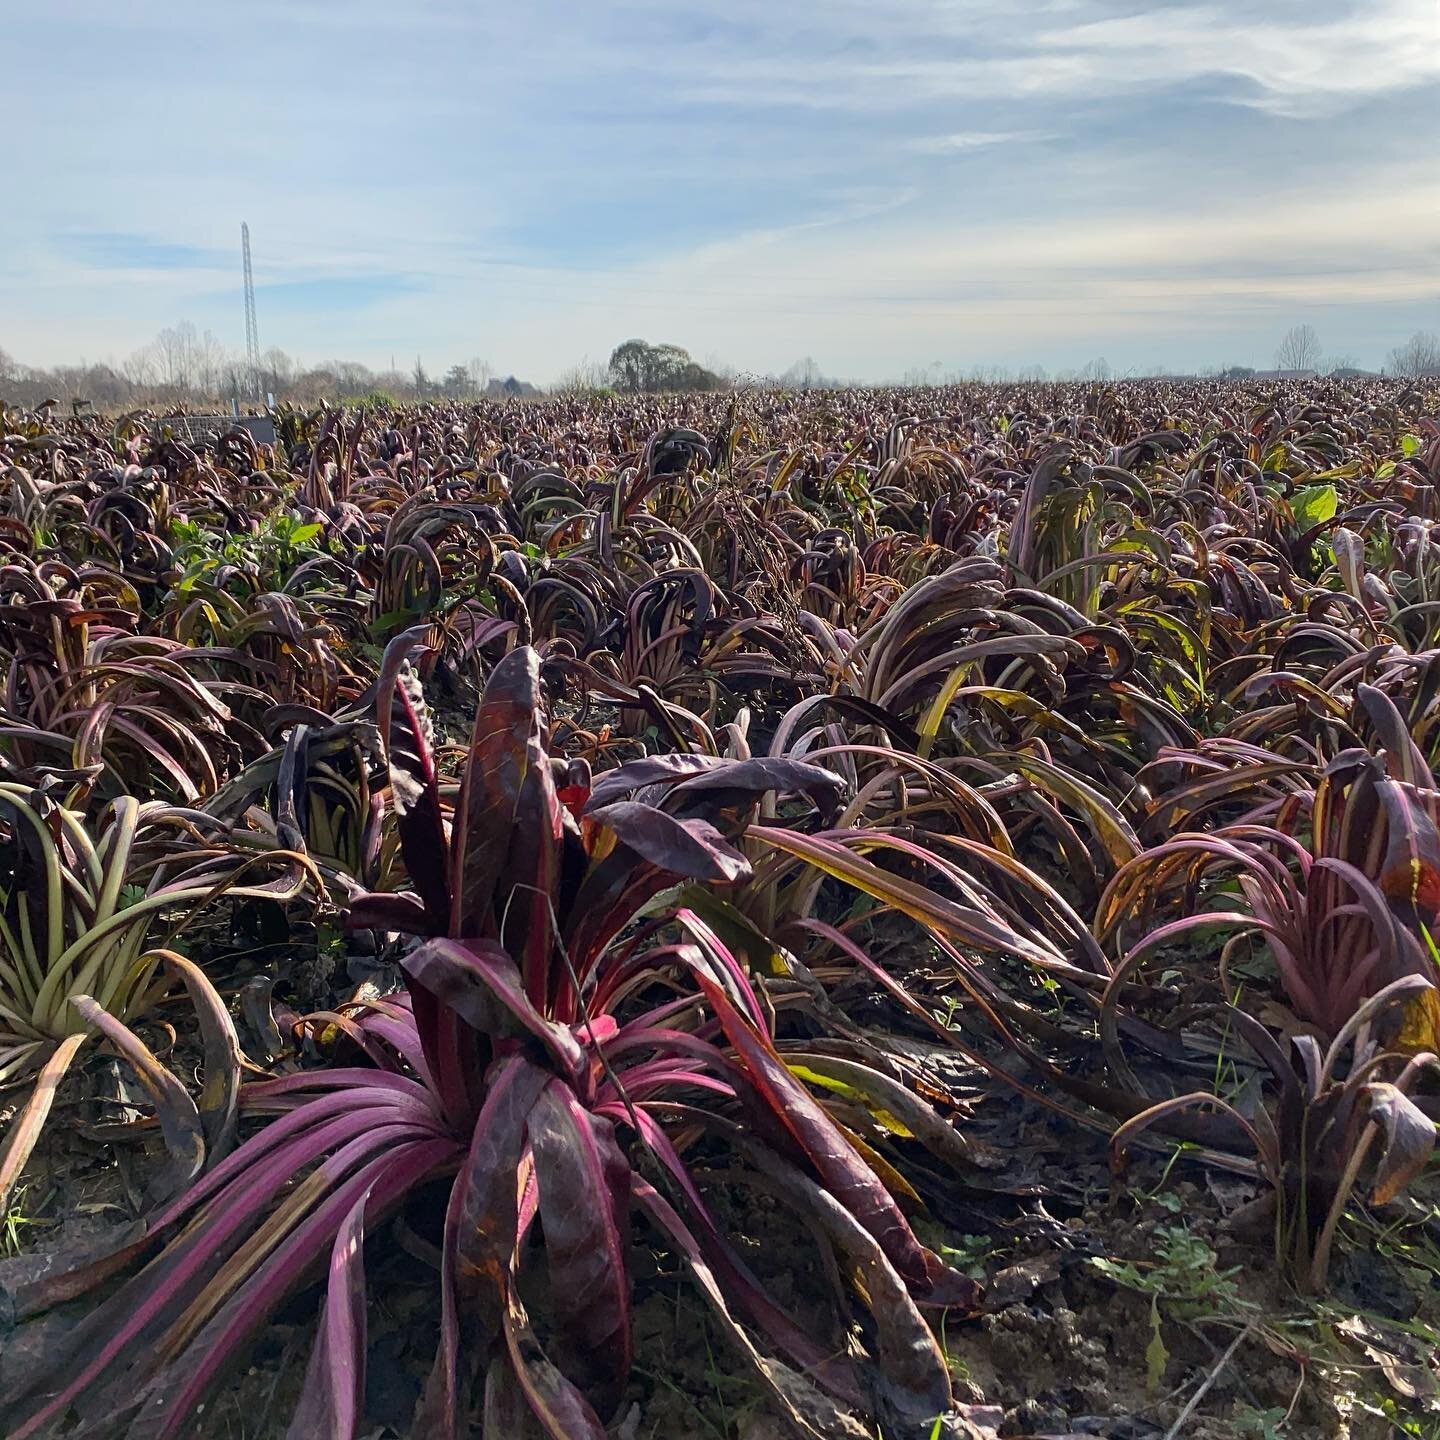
[3,646,979,1440]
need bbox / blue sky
[3,0,1437,381]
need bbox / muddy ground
[4,996,1436,1440]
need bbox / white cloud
[1037,0,1440,117]
[911,131,1057,153]
[638,0,1439,116]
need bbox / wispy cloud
[58,232,227,271]
[911,131,1056,154]
[251,275,429,310]
[635,0,1440,116]
[1036,0,1440,118]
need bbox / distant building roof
[1254,369,1319,380]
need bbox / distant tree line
[4,321,1438,414]
[0,326,522,410]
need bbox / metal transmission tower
[241,222,261,401]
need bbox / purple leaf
[1365,1081,1439,1205]
[666,755,846,821]
[344,890,432,934]
[122,1139,456,1440]
[452,1055,552,1323]
[690,973,938,1296]
[618,1102,865,1405]
[528,1080,633,1415]
[402,938,584,1085]
[500,1292,609,1440]
[586,802,750,884]
[450,645,547,938]
[286,1187,370,1440]
[503,725,565,1006]
[584,754,722,810]
[375,630,450,929]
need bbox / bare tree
[1386,331,1440,378]
[331,360,376,393]
[702,353,737,384]
[154,323,198,394]
[122,346,157,391]
[261,347,296,396]
[194,329,228,400]
[783,356,821,389]
[222,361,252,400]
[468,357,494,393]
[1275,324,1322,372]
[551,357,610,395]
[1323,354,1360,375]
[82,364,130,410]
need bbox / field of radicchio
[0,378,1437,1439]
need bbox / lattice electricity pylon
[241,222,261,401]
